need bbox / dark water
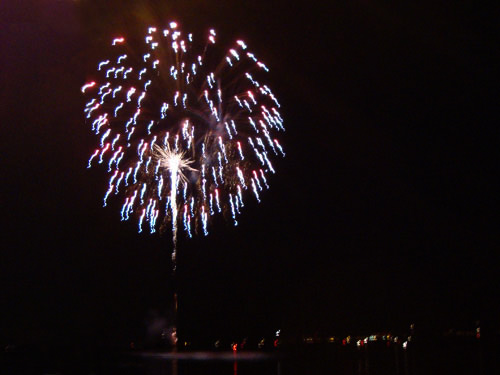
[1,339,487,375]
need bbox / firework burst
[82,22,285,263]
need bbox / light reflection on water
[2,342,484,374]
[134,351,280,375]
[130,342,483,375]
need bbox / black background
[1,0,498,348]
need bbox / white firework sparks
[82,22,285,263]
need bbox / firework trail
[83,22,285,268]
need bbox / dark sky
[1,0,498,347]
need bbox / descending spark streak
[83,22,285,253]
[112,37,125,45]
[81,81,96,93]
[87,149,99,168]
[104,185,114,206]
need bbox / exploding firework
[82,23,285,263]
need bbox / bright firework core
[82,22,285,251]
[153,143,196,184]
[154,143,196,266]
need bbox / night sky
[1,1,498,348]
